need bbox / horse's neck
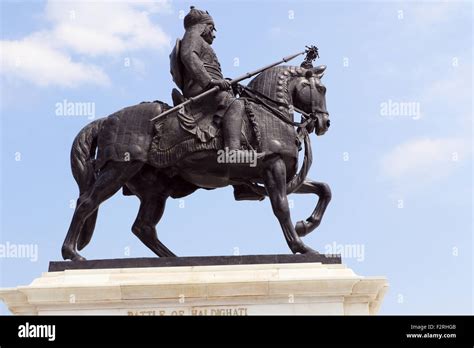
[286,77,298,106]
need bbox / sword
[150,46,318,122]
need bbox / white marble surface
[0,262,388,315]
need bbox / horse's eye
[317,86,326,93]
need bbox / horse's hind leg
[127,167,176,257]
[131,195,176,257]
[294,179,332,237]
[263,156,318,254]
[62,161,144,261]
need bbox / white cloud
[1,38,109,87]
[45,1,171,56]
[380,137,470,183]
[0,0,171,87]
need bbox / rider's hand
[210,79,231,91]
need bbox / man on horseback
[60,2,331,262]
[170,6,264,160]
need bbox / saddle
[149,102,296,172]
[148,91,256,168]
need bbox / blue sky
[0,0,472,315]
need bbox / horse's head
[247,65,330,135]
[290,65,330,136]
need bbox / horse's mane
[247,65,306,105]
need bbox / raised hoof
[295,220,309,237]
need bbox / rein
[240,84,328,130]
[239,85,312,128]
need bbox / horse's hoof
[295,220,309,237]
[71,255,87,262]
[304,248,320,255]
[62,247,87,261]
[289,240,319,255]
[299,244,320,255]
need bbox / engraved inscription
[127,307,248,316]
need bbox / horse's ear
[312,65,326,78]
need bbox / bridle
[306,77,329,117]
[239,75,328,131]
[304,77,330,133]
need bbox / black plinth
[49,254,341,272]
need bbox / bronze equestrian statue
[62,6,331,261]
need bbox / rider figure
[175,6,264,159]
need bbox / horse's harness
[231,75,326,193]
[238,80,328,131]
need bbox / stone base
[0,259,388,315]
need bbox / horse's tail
[70,118,105,251]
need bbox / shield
[170,39,184,91]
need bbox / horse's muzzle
[315,113,330,136]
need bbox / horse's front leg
[263,156,318,254]
[294,179,332,237]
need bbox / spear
[150,46,318,122]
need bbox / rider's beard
[201,29,214,44]
[202,33,214,44]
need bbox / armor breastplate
[200,43,223,80]
[180,34,225,97]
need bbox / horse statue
[61,63,331,261]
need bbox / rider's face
[202,24,216,44]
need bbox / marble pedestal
[0,257,388,315]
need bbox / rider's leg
[222,99,244,150]
[221,99,265,160]
[212,91,230,127]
